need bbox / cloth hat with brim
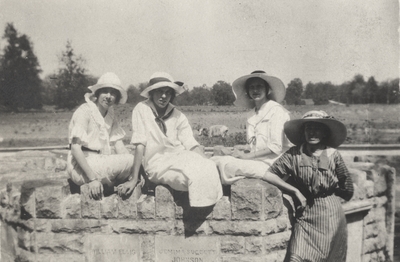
[140,72,185,98]
[284,110,347,148]
[232,70,286,108]
[87,72,128,104]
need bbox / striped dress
[269,144,354,262]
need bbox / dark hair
[149,87,176,103]
[94,87,121,104]
[245,77,271,99]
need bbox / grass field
[0,103,400,148]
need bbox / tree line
[0,23,398,112]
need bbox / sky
[0,0,398,89]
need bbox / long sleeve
[334,152,354,201]
[176,114,199,150]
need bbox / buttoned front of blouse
[246,100,291,162]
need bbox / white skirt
[147,150,223,207]
[67,152,134,186]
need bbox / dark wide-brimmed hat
[87,72,128,104]
[140,72,185,98]
[284,110,347,148]
[232,70,286,108]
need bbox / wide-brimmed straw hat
[87,72,128,104]
[232,70,286,108]
[284,110,347,148]
[140,72,185,98]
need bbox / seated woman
[67,72,138,200]
[265,110,354,261]
[128,72,223,207]
[211,70,291,184]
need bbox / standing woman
[67,72,138,200]
[130,72,222,207]
[266,110,354,261]
[212,70,291,184]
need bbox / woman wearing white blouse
[129,72,222,207]
[67,72,138,200]
[211,70,291,184]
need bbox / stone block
[175,204,184,219]
[35,180,70,218]
[349,168,367,188]
[100,194,118,219]
[108,220,174,234]
[364,207,386,225]
[155,236,219,262]
[35,254,85,262]
[263,184,283,220]
[352,184,366,200]
[36,232,85,254]
[62,194,81,219]
[245,236,263,255]
[80,184,100,219]
[221,236,245,254]
[117,186,140,219]
[263,231,291,252]
[84,234,140,262]
[35,219,52,232]
[365,180,374,198]
[374,167,389,196]
[262,219,279,235]
[17,226,33,251]
[155,185,175,219]
[374,195,388,208]
[231,179,263,220]
[20,183,36,219]
[363,233,386,254]
[50,219,103,233]
[212,196,231,220]
[209,221,263,236]
[137,194,155,219]
[140,235,155,262]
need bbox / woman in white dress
[67,72,138,200]
[130,72,223,207]
[211,70,292,184]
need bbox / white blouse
[246,100,291,162]
[130,100,199,169]
[68,97,126,155]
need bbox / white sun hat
[87,72,128,104]
[232,70,286,108]
[140,72,185,98]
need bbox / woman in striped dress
[263,110,354,262]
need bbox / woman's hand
[117,178,140,197]
[294,190,307,213]
[88,180,103,200]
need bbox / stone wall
[0,150,396,262]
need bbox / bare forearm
[71,144,97,181]
[131,144,145,180]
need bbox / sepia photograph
[0,0,399,261]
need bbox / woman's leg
[211,156,270,185]
[148,151,223,207]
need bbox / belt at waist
[68,144,100,154]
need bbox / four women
[67,70,354,260]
